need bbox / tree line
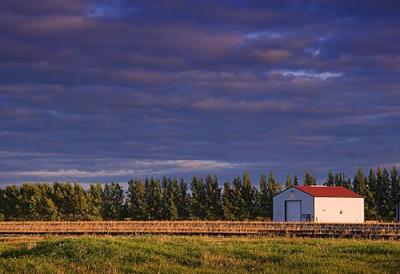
[0,167,399,221]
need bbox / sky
[0,0,399,185]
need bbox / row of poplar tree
[0,167,399,221]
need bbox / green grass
[0,236,399,273]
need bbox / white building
[273,186,364,223]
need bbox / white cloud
[311,49,320,57]
[0,151,59,158]
[85,0,137,19]
[3,160,242,178]
[270,70,343,80]
[193,97,293,113]
[12,169,140,178]
[245,30,291,39]
[305,48,320,57]
[174,160,238,170]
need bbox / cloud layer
[0,0,399,183]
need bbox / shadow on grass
[0,241,60,259]
[1,238,158,266]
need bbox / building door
[285,200,301,222]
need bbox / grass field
[0,236,399,274]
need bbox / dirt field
[0,221,399,239]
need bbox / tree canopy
[0,167,398,221]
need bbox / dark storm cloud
[0,0,399,184]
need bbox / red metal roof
[295,186,362,198]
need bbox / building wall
[273,187,314,222]
[314,197,364,223]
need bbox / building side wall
[314,197,364,223]
[273,187,314,222]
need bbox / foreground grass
[0,236,399,274]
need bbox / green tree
[161,177,178,220]
[70,183,89,220]
[353,169,367,195]
[176,179,190,219]
[380,168,390,220]
[86,183,103,220]
[3,185,21,220]
[2,184,58,221]
[0,187,6,220]
[344,178,353,190]
[241,172,256,219]
[101,183,124,220]
[293,175,299,186]
[256,174,269,219]
[303,171,316,186]
[35,184,58,221]
[285,175,293,189]
[375,167,385,220]
[127,179,147,220]
[221,182,235,220]
[367,169,378,220]
[334,173,343,186]
[144,178,163,220]
[389,167,399,220]
[19,184,37,220]
[325,171,335,186]
[267,172,282,218]
[232,176,246,220]
[190,177,206,219]
[52,182,77,220]
[332,173,352,189]
[353,168,372,219]
[204,175,223,220]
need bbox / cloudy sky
[1,0,399,185]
